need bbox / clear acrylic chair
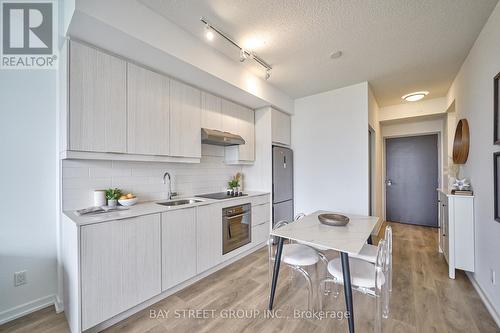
[294,213,329,265]
[318,235,391,333]
[350,225,393,292]
[268,219,320,310]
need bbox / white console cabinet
[438,189,474,279]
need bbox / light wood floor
[1,222,498,333]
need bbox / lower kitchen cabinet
[80,214,161,330]
[252,221,270,244]
[62,194,270,332]
[196,203,223,273]
[161,208,197,290]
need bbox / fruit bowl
[118,197,138,206]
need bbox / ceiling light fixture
[330,50,343,59]
[402,91,429,102]
[205,24,214,41]
[200,17,272,79]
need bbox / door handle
[385,179,393,186]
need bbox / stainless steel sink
[157,199,203,207]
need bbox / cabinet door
[80,215,161,330]
[222,100,255,162]
[271,109,291,146]
[442,198,449,260]
[238,107,255,161]
[201,92,222,131]
[170,80,201,158]
[69,41,127,153]
[221,99,239,133]
[161,208,197,290]
[252,221,270,245]
[127,63,170,155]
[197,204,223,273]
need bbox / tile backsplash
[62,145,242,210]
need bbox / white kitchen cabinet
[80,214,161,330]
[196,203,223,273]
[252,221,271,245]
[252,202,271,245]
[127,63,170,155]
[271,108,291,146]
[438,190,474,279]
[161,208,197,290]
[221,99,240,133]
[69,41,127,153]
[222,99,255,163]
[252,203,271,226]
[170,79,202,158]
[201,92,222,131]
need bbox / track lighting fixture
[200,17,272,79]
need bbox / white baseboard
[0,294,56,325]
[466,272,500,329]
[54,295,64,314]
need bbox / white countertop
[64,191,269,226]
[271,210,380,255]
[437,188,475,198]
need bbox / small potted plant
[105,188,122,207]
[228,173,241,194]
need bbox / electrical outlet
[491,269,496,285]
[14,270,27,287]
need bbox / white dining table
[268,210,380,333]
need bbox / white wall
[62,146,242,211]
[368,86,383,220]
[379,97,447,122]
[292,82,369,215]
[446,1,500,323]
[0,71,58,323]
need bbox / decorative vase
[108,199,117,207]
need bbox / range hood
[201,128,245,146]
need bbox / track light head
[240,49,248,62]
[265,68,271,80]
[205,24,214,41]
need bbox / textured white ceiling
[139,0,498,106]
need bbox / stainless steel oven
[222,203,251,255]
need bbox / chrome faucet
[162,172,176,200]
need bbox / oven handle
[224,212,250,220]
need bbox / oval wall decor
[453,119,470,164]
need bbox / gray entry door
[386,135,438,227]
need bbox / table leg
[341,252,355,333]
[268,237,284,310]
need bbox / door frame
[382,132,442,223]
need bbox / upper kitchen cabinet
[170,79,202,158]
[127,63,170,156]
[69,41,127,153]
[222,99,255,163]
[201,92,222,131]
[271,108,291,146]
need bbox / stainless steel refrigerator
[272,146,293,226]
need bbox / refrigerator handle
[283,154,286,168]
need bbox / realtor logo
[1,1,57,69]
